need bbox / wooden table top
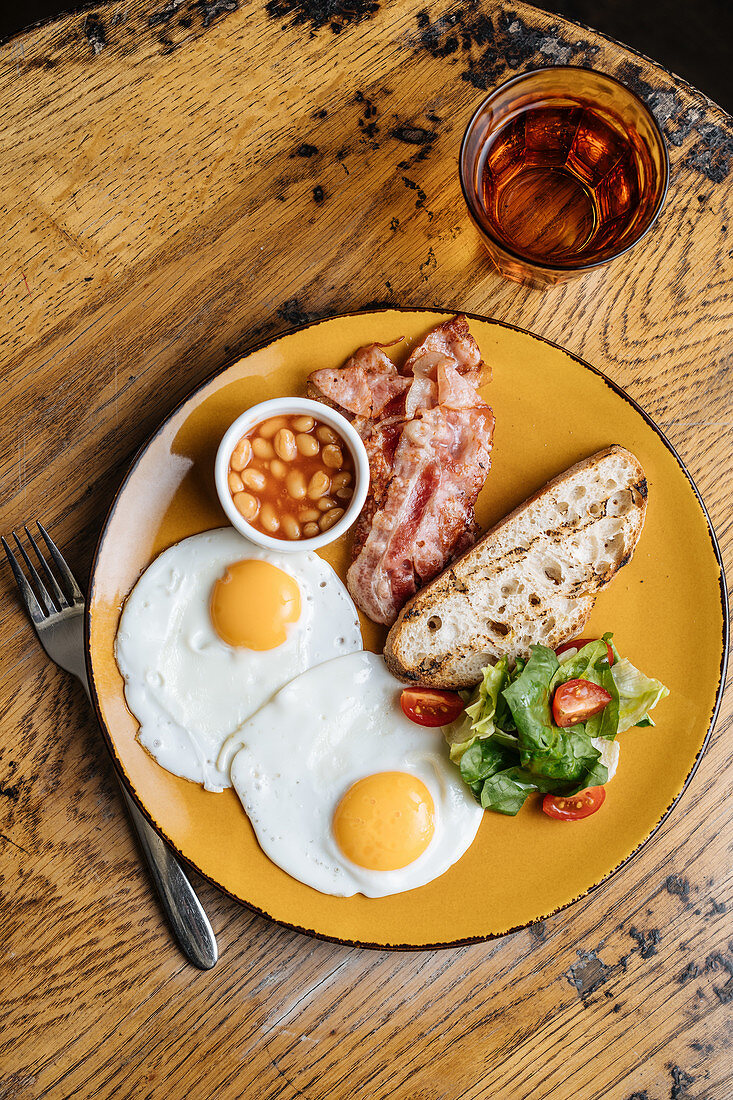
[1,1,731,1097]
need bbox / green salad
[444,634,669,817]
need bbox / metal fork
[2,522,218,970]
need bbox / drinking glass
[459,67,669,289]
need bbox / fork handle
[119,787,218,970]
[78,674,218,969]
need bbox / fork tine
[12,532,59,615]
[36,521,84,605]
[24,525,70,609]
[1,535,45,625]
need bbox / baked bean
[307,471,331,500]
[252,436,275,460]
[322,444,343,469]
[230,438,252,471]
[258,416,286,439]
[318,507,344,532]
[233,492,259,521]
[292,415,315,433]
[296,432,320,457]
[281,515,301,540]
[331,471,352,490]
[229,411,355,542]
[259,503,280,533]
[242,468,267,491]
[228,471,244,494]
[274,428,297,461]
[287,470,307,500]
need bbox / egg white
[221,651,483,897]
[115,527,362,791]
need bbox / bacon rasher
[307,315,494,625]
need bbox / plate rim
[85,307,730,950]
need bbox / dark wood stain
[265,0,380,34]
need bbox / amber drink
[460,68,669,288]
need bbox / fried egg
[219,651,483,897]
[115,528,362,791]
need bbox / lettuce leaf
[501,645,559,756]
[523,727,606,786]
[479,767,565,816]
[445,657,509,763]
[611,658,669,733]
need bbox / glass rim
[459,65,671,274]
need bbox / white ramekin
[214,397,369,553]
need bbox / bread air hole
[427,615,442,632]
[544,562,563,585]
[529,594,541,607]
[557,501,570,516]
[587,501,603,517]
[606,489,633,517]
[605,478,618,490]
[489,620,510,637]
[604,532,625,559]
[573,485,586,500]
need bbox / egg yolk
[332,772,435,871]
[210,559,301,650]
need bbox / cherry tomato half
[543,786,606,820]
[555,637,614,666]
[552,678,612,727]
[400,687,465,727]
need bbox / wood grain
[0,0,731,1097]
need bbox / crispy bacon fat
[307,315,494,625]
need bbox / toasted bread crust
[384,446,647,687]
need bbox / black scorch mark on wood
[704,952,733,1003]
[355,92,380,142]
[276,298,325,326]
[629,927,660,958]
[198,0,239,28]
[616,62,733,182]
[565,949,612,999]
[266,0,379,35]
[677,962,700,983]
[293,143,319,157]
[149,0,185,26]
[393,124,438,166]
[414,6,599,93]
[84,13,107,55]
[420,247,437,280]
[669,1065,696,1099]
[665,873,691,898]
[0,784,20,801]
[402,176,433,220]
[392,125,437,146]
[627,1093,649,1100]
[313,185,325,203]
[149,0,238,38]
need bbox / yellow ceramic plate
[87,310,728,949]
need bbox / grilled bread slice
[384,446,647,688]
